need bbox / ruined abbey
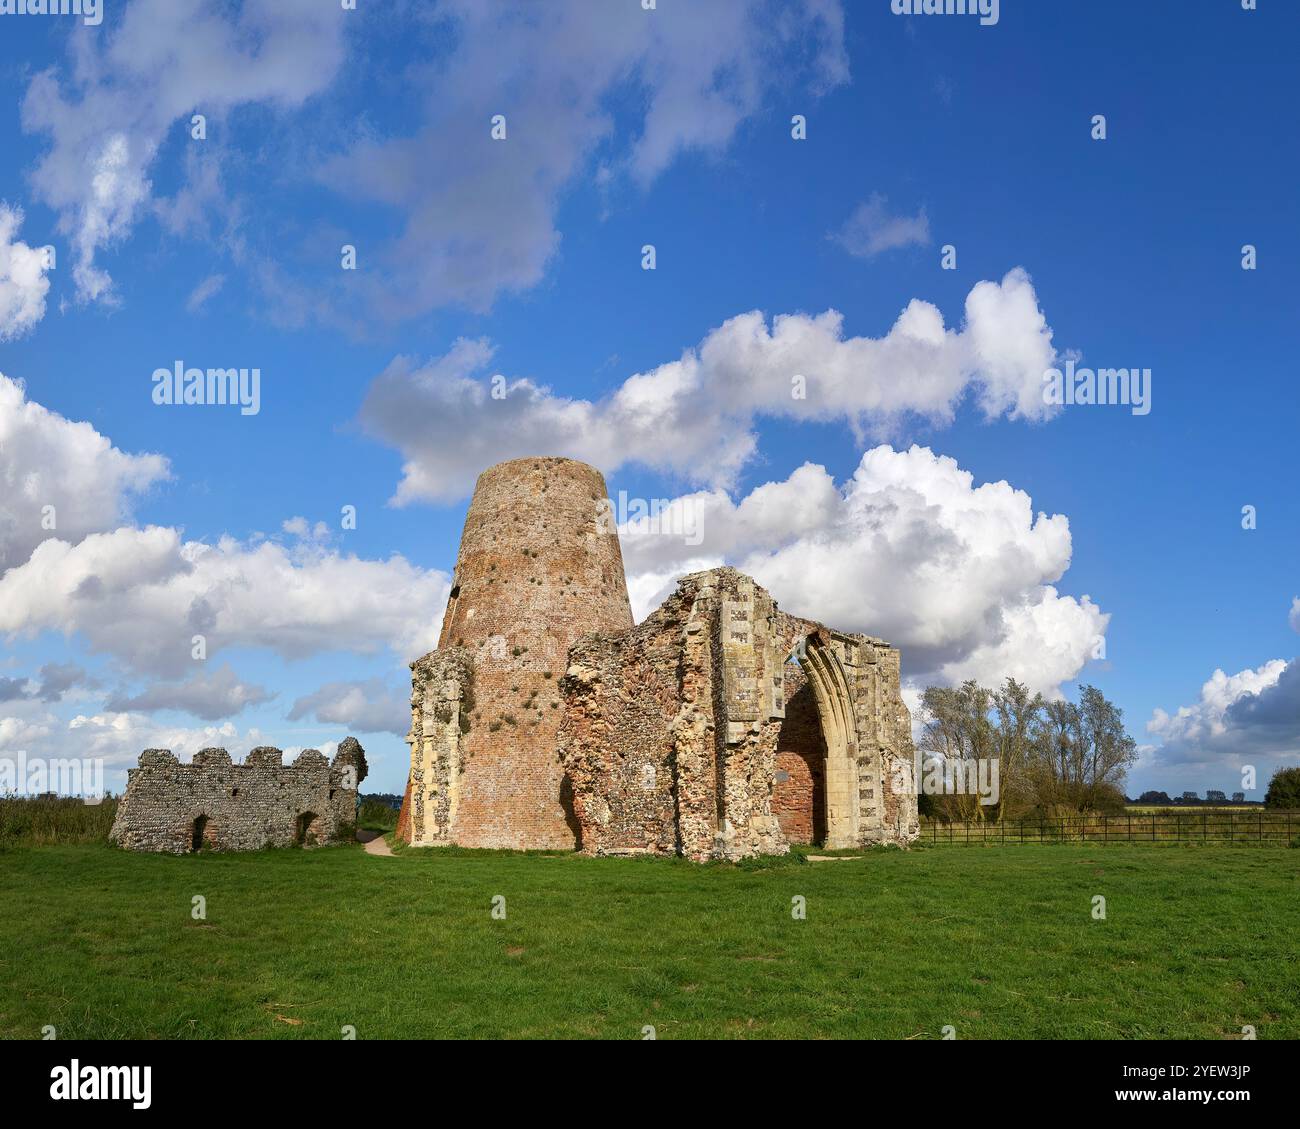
[112,455,917,859]
[396,457,919,860]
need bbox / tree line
[916,679,1137,822]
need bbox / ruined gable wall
[405,648,472,845]
[109,738,367,853]
[560,629,679,855]
[562,568,808,861]
[874,646,920,841]
[560,566,919,859]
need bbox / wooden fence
[920,810,1297,846]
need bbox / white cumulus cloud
[288,679,409,737]
[104,664,275,721]
[831,193,931,259]
[617,445,1107,697]
[20,0,348,303]
[315,0,848,322]
[0,204,52,340]
[0,526,449,676]
[361,269,1062,504]
[0,372,170,571]
[1146,658,1299,774]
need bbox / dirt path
[357,829,394,857]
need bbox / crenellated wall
[109,738,368,853]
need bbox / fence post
[1103,814,1108,845]
[1177,812,1181,842]
[1128,813,1132,842]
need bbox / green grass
[1,842,1296,1040]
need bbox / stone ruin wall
[401,647,473,846]
[109,738,367,853]
[560,567,919,861]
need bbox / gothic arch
[799,635,859,849]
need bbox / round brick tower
[402,456,634,849]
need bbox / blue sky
[0,0,1295,799]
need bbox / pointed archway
[798,635,860,849]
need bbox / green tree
[1028,686,1136,812]
[1264,767,1300,809]
[989,678,1044,819]
[918,680,1137,819]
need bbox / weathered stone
[109,738,368,853]
[558,566,919,860]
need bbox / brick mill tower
[397,457,634,849]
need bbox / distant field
[1,842,1296,1040]
[1125,805,1266,814]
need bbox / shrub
[0,794,119,846]
[1265,767,1300,810]
[356,799,397,832]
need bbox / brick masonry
[772,665,826,845]
[110,737,368,853]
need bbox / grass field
[1,841,1296,1040]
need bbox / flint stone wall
[109,737,368,853]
